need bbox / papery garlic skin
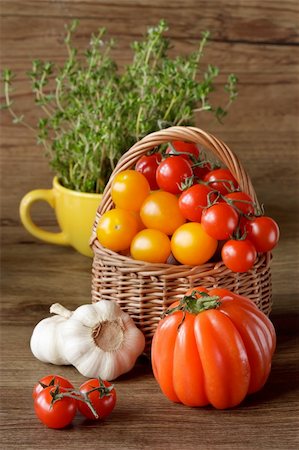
[30,300,145,381]
[30,315,69,365]
[61,301,145,380]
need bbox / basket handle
[97,126,258,215]
[91,126,259,246]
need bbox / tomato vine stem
[47,378,114,419]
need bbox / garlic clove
[71,301,123,328]
[113,326,145,375]
[61,302,145,380]
[30,316,69,365]
[71,304,101,328]
[77,347,116,380]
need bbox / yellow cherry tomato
[129,210,146,232]
[140,191,185,235]
[96,208,138,252]
[111,170,150,212]
[130,229,171,263]
[171,222,217,265]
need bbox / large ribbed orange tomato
[151,287,276,409]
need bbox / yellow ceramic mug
[19,177,102,257]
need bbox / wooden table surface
[1,1,299,449]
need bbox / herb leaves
[2,20,237,193]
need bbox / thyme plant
[2,20,237,193]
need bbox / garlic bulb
[30,300,145,380]
[30,314,69,365]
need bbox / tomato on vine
[224,191,255,216]
[178,184,216,222]
[192,161,212,180]
[135,153,162,190]
[201,203,239,240]
[34,385,77,429]
[78,378,116,420]
[165,141,200,162]
[156,156,193,194]
[246,216,280,252]
[33,374,74,399]
[221,239,257,272]
[204,168,238,194]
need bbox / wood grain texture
[1,1,299,449]
[1,227,299,450]
[1,0,299,225]
[1,228,299,450]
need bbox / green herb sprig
[2,20,238,193]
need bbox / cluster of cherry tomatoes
[96,141,279,272]
[33,374,116,428]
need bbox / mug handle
[19,188,69,245]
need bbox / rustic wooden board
[1,0,299,44]
[1,225,299,450]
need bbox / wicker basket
[90,126,272,352]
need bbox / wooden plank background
[1,1,298,207]
[1,0,299,305]
[1,2,299,449]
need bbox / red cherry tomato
[246,216,280,252]
[204,168,238,194]
[135,153,162,190]
[225,192,255,216]
[33,375,74,399]
[221,239,257,272]
[201,203,239,240]
[238,216,251,235]
[192,162,212,180]
[78,378,116,420]
[166,141,200,162]
[34,386,77,429]
[156,156,193,194]
[178,184,216,222]
[166,141,212,180]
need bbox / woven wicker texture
[91,126,272,352]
